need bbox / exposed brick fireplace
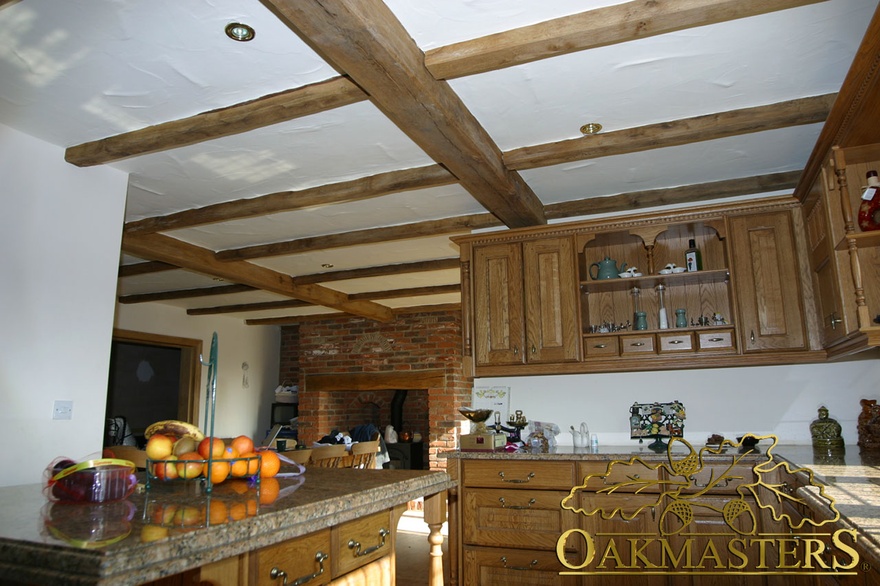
[279,308,472,470]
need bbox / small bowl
[672,267,687,273]
[618,272,633,278]
[737,435,760,447]
[659,269,672,275]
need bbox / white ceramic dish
[672,267,687,273]
[618,273,632,278]
[659,269,672,275]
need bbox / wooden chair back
[308,444,347,468]
[282,448,312,466]
[349,439,380,469]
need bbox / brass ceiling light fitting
[580,122,602,135]
[225,22,255,42]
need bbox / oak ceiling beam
[293,257,460,285]
[263,0,546,229]
[124,164,455,235]
[215,213,502,262]
[187,284,460,316]
[122,232,393,322]
[425,0,825,80]
[545,170,802,219]
[246,302,462,326]
[65,77,366,167]
[118,261,177,278]
[504,94,836,170]
[118,284,257,304]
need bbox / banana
[144,420,205,442]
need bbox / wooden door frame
[111,329,202,425]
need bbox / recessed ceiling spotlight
[225,22,255,42]
[580,122,602,135]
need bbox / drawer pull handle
[669,340,683,345]
[630,342,645,347]
[707,337,724,342]
[501,556,538,571]
[499,497,536,509]
[603,474,639,485]
[348,527,389,557]
[594,343,607,349]
[692,476,731,488]
[498,471,535,483]
[270,551,328,586]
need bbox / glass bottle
[630,287,642,327]
[675,308,687,328]
[656,284,668,329]
[634,311,648,330]
[685,238,703,272]
[858,170,880,232]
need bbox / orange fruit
[203,460,230,484]
[227,479,249,495]
[229,502,247,521]
[240,452,260,476]
[259,478,280,505]
[229,457,248,478]
[231,435,254,457]
[246,499,258,516]
[221,445,240,459]
[258,450,281,478]
[197,437,225,459]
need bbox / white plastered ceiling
[0,0,876,322]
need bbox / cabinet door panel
[474,243,525,365]
[463,546,580,586]
[730,212,806,351]
[255,529,332,586]
[524,237,580,363]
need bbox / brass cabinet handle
[498,471,535,483]
[668,340,683,345]
[631,342,645,347]
[750,330,756,343]
[513,345,519,355]
[603,474,639,485]
[348,528,389,557]
[499,497,536,509]
[531,344,536,354]
[593,343,607,349]
[829,313,843,329]
[707,337,724,342]
[270,551,328,586]
[501,556,538,571]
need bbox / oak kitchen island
[0,466,453,586]
[447,444,880,585]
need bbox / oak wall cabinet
[455,198,823,378]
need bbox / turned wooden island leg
[424,490,448,586]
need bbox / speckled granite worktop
[0,467,454,586]
[450,444,880,561]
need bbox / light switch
[53,400,73,420]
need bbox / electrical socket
[53,400,73,420]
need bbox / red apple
[152,459,179,480]
[176,452,204,479]
[197,437,225,460]
[145,434,174,460]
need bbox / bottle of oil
[685,239,703,272]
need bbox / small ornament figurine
[858,399,880,451]
[810,406,845,452]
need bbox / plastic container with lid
[44,457,137,503]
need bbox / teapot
[570,422,589,448]
[590,257,626,280]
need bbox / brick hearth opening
[279,309,473,470]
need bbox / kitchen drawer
[696,328,736,353]
[462,460,575,490]
[255,528,331,586]
[583,335,619,358]
[619,333,656,355]
[463,545,581,586]
[331,510,393,577]
[576,460,663,493]
[658,331,694,353]
[463,488,580,551]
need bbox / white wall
[0,123,128,487]
[114,303,280,442]
[479,351,880,448]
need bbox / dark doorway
[105,330,202,447]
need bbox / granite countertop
[450,443,880,561]
[0,467,454,586]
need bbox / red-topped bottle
[858,170,880,232]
